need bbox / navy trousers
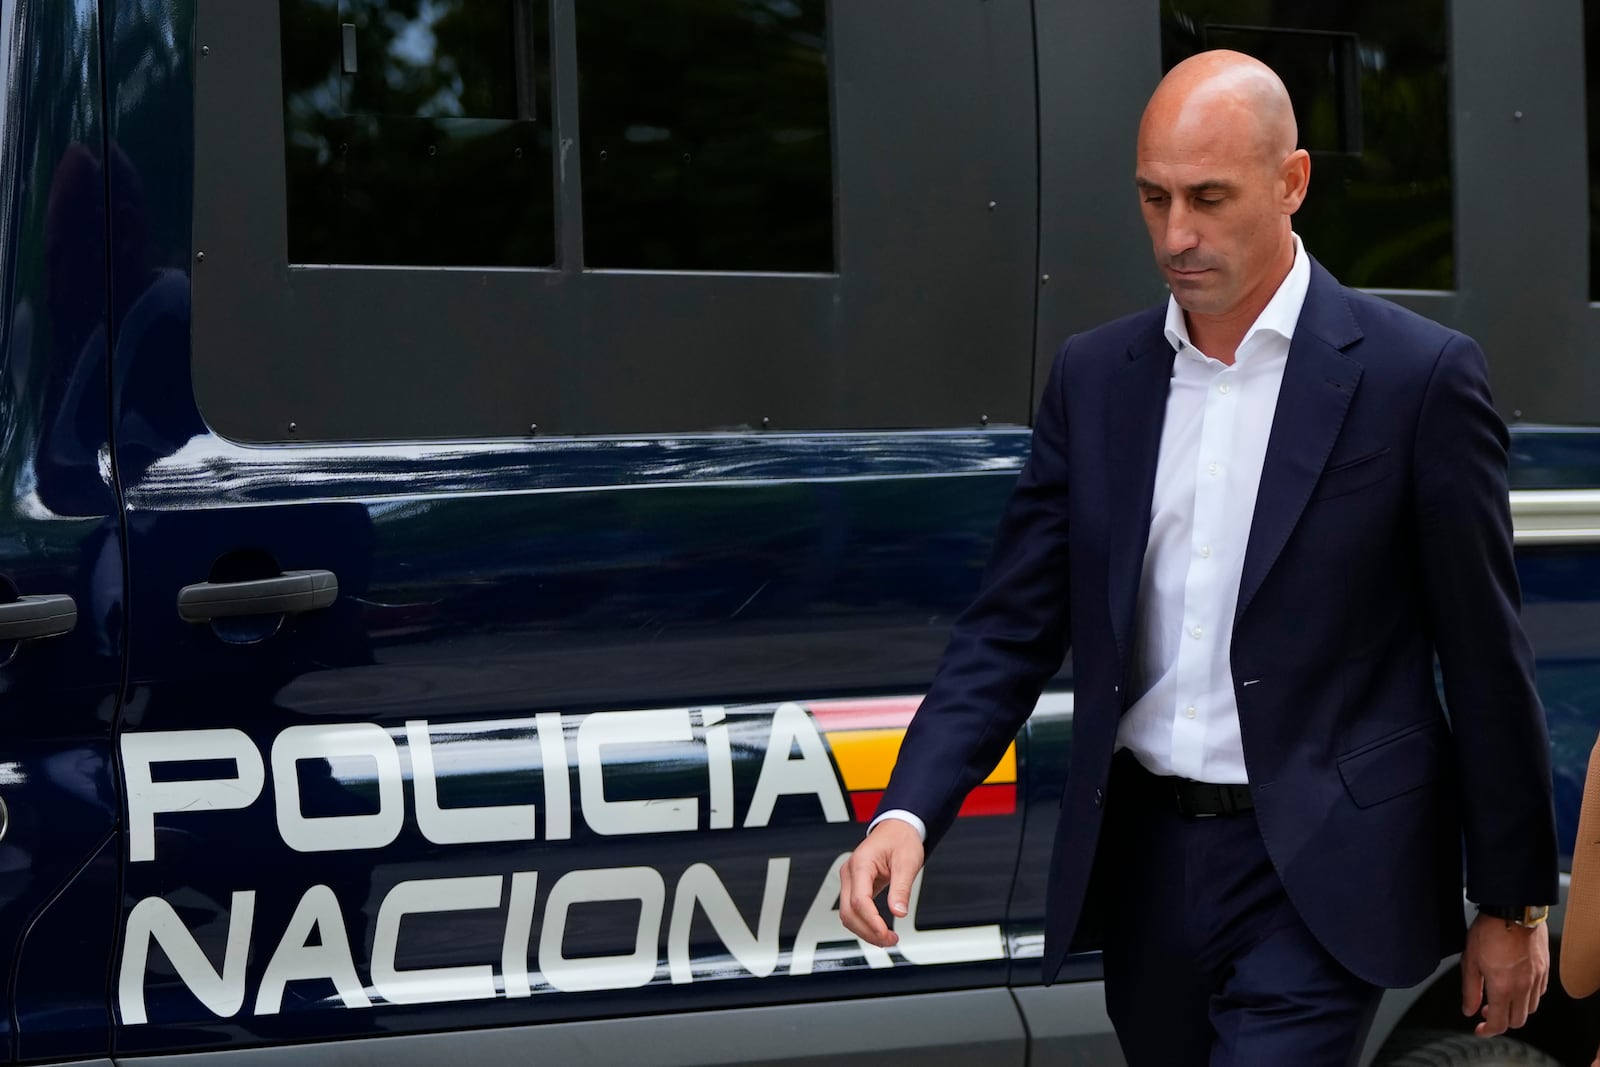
[1099,752,1382,1067]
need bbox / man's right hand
[839,819,926,947]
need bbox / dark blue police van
[4,0,1600,1064]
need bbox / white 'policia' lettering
[123,706,847,858]
[115,705,1007,1025]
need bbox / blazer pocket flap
[1337,723,1444,808]
[1313,447,1392,501]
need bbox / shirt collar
[1162,232,1311,363]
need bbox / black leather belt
[1117,752,1254,817]
[1169,777,1254,818]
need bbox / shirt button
[1199,545,1211,558]
[1190,625,1203,639]
[1185,705,1197,719]
[1207,461,1219,476]
[1218,383,1231,395]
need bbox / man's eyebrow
[1134,177,1239,196]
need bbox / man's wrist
[1476,903,1551,929]
[868,809,927,843]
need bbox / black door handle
[0,595,77,641]
[177,570,338,623]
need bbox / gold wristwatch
[1477,904,1551,928]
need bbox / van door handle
[177,570,338,622]
[0,595,77,640]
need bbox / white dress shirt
[876,236,1311,839]
[1116,234,1310,784]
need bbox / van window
[576,0,833,272]
[279,0,555,267]
[1163,0,1454,291]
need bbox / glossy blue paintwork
[0,0,126,1062]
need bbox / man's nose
[1164,204,1199,257]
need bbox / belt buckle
[1174,784,1217,819]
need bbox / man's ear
[1281,148,1311,214]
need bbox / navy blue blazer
[879,260,1560,988]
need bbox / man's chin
[1168,287,1225,316]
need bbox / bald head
[1142,50,1298,167]
[1132,49,1310,337]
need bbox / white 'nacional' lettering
[255,884,370,1014]
[120,890,256,1025]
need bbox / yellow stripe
[828,729,904,791]
[828,729,1017,791]
[982,743,1018,786]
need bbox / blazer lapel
[1235,262,1364,622]
[1106,327,1176,674]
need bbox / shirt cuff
[868,808,927,842]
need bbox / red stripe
[850,790,885,822]
[957,784,1016,817]
[808,699,919,732]
[849,784,1016,823]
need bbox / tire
[1375,1028,1564,1067]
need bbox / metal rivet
[1040,273,1050,285]
[1513,110,1524,121]
[529,423,538,435]
[987,201,996,211]
[599,150,608,161]
[287,422,298,434]
[761,416,771,430]
[194,251,205,262]
[427,145,437,156]
[980,414,989,427]
[514,147,523,158]
[1512,409,1523,420]
[201,45,211,56]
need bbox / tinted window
[280,0,554,267]
[576,0,833,272]
[1163,1,1453,290]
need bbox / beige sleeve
[1561,734,1600,998]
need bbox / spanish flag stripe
[828,729,906,792]
[809,701,919,732]
[830,732,1019,795]
[982,743,1018,786]
[850,791,884,822]
[958,784,1017,817]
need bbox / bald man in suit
[841,51,1558,1066]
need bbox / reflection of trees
[279,0,553,266]
[578,0,832,272]
[280,0,831,271]
[1163,0,1453,289]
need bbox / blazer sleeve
[1561,732,1600,998]
[875,338,1077,852]
[1412,333,1559,907]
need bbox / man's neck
[1182,241,1296,365]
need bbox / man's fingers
[1508,982,1530,1031]
[1477,981,1511,1037]
[886,864,916,918]
[1460,958,1483,1017]
[839,852,895,946]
